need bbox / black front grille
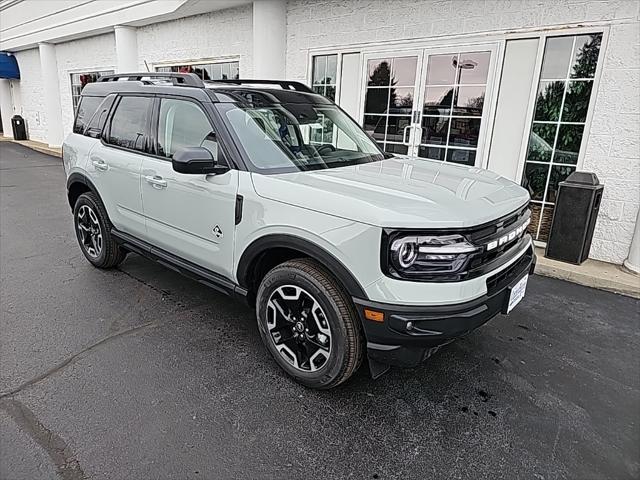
[467,206,531,273]
[486,248,533,295]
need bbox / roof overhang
[0,0,250,51]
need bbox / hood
[251,156,530,229]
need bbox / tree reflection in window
[418,51,491,166]
[312,55,337,101]
[363,57,417,154]
[522,33,602,242]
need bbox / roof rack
[99,72,205,87]
[205,79,314,93]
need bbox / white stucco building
[0,0,638,267]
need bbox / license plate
[507,275,528,314]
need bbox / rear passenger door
[88,95,152,239]
[141,97,239,279]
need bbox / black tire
[256,258,364,389]
[73,192,127,269]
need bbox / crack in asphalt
[0,398,86,480]
[0,265,192,400]
[0,262,185,479]
[0,321,155,399]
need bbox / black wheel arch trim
[236,234,368,299]
[66,172,102,209]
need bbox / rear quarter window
[73,96,103,134]
[83,95,116,138]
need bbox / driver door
[141,97,238,279]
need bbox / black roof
[81,72,331,105]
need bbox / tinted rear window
[107,96,152,152]
[73,96,103,134]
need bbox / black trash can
[11,115,27,140]
[545,171,604,265]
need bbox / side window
[73,96,102,134]
[157,98,220,161]
[107,96,152,152]
[84,95,116,139]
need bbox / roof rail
[205,79,314,93]
[99,72,205,87]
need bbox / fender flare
[236,234,367,299]
[66,172,101,208]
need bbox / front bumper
[353,246,536,369]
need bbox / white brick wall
[584,21,640,263]
[18,5,252,140]
[55,33,117,137]
[5,0,638,265]
[12,48,46,143]
[136,5,252,76]
[286,0,640,264]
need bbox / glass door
[360,45,498,165]
[361,52,423,155]
[414,47,496,166]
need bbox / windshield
[217,102,387,173]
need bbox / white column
[114,25,138,72]
[624,209,640,274]
[252,0,286,79]
[38,42,64,147]
[0,79,14,138]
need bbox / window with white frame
[71,70,113,110]
[156,61,239,81]
[311,54,337,101]
[522,33,603,242]
[310,54,339,143]
[419,51,491,165]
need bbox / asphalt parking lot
[1,141,638,480]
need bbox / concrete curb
[534,248,640,299]
[0,136,62,158]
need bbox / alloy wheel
[76,204,102,258]
[266,285,332,372]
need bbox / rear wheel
[73,192,126,268]
[256,258,363,389]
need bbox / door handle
[145,175,167,189]
[92,159,108,171]
[414,126,423,145]
[402,125,412,145]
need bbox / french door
[361,50,423,155]
[361,43,499,167]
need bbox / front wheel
[73,192,127,269]
[256,258,364,389]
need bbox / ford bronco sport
[63,72,535,389]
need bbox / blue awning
[0,52,20,80]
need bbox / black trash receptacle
[545,171,604,265]
[11,115,27,140]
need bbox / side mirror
[172,147,228,175]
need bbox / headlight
[388,234,480,279]
[383,208,532,282]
